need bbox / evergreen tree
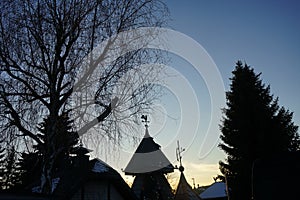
[0,144,20,190]
[0,0,167,193]
[219,61,299,200]
[0,138,5,189]
[17,151,42,190]
[35,111,79,170]
[18,111,79,192]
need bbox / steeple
[174,141,202,200]
[124,116,174,175]
[124,115,174,200]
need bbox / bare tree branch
[0,0,169,193]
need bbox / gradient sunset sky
[93,0,300,188]
[159,0,300,186]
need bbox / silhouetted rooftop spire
[124,115,174,175]
[174,141,201,200]
[176,140,185,172]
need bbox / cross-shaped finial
[176,140,185,172]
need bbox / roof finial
[141,115,149,127]
[176,140,185,172]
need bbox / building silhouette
[124,120,174,200]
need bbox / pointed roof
[30,157,138,200]
[124,125,174,175]
[135,125,160,153]
[174,172,202,200]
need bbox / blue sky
[162,0,300,185]
[160,0,300,186]
[98,0,300,187]
[166,0,300,105]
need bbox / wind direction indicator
[141,115,149,126]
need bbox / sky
[93,0,300,188]
[161,0,300,187]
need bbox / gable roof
[124,126,174,175]
[55,158,137,200]
[199,182,227,199]
[30,157,138,200]
[174,172,202,200]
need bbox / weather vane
[176,140,185,172]
[141,115,150,126]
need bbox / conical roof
[124,125,174,175]
[175,172,202,200]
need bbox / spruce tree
[219,61,299,200]
[0,144,20,190]
[0,138,5,189]
[18,111,79,191]
[17,152,43,190]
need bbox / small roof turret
[124,116,174,175]
[124,125,174,175]
[175,173,202,200]
[124,115,175,200]
[174,141,202,200]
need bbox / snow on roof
[92,159,109,173]
[200,182,227,199]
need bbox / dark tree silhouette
[0,138,5,189]
[16,112,78,192]
[0,144,20,190]
[16,152,42,191]
[0,0,168,193]
[219,61,299,200]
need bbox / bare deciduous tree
[0,0,168,193]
